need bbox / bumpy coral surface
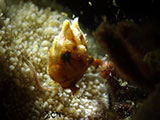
[0,0,108,119]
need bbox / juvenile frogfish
[48,18,102,93]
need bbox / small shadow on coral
[0,74,39,120]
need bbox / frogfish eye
[61,51,71,62]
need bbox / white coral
[0,1,109,119]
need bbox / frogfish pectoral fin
[70,85,80,95]
[91,58,103,68]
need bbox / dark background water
[57,0,160,30]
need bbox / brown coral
[94,21,160,91]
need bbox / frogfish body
[48,18,94,93]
